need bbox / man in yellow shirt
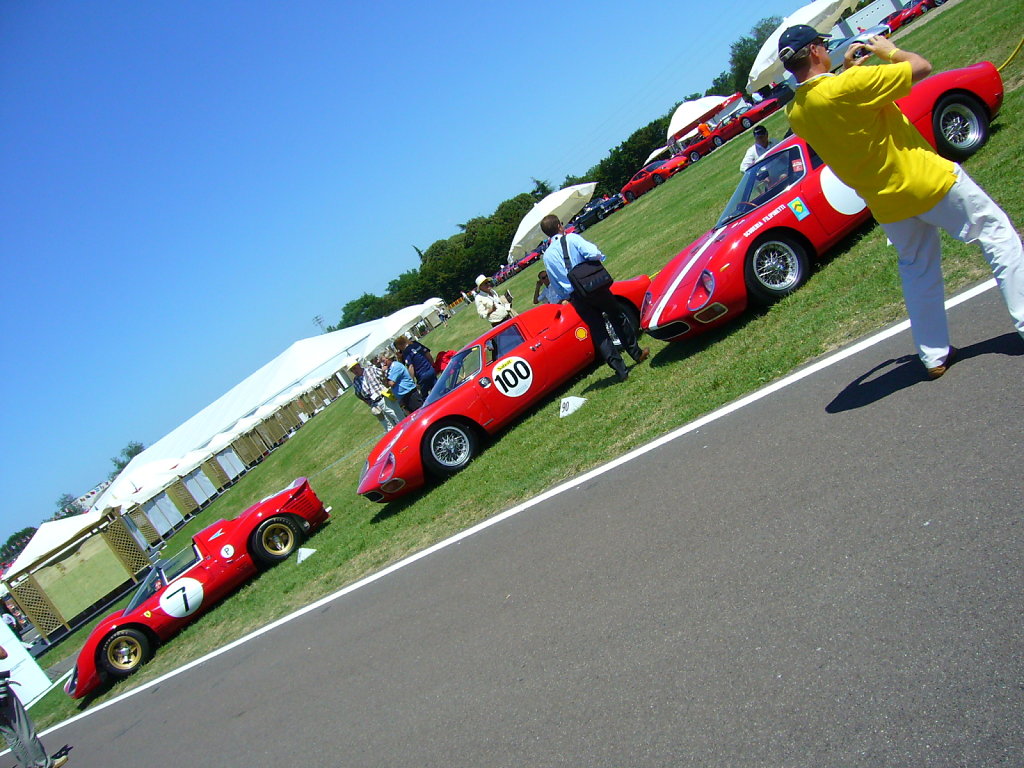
[780,24,1024,378]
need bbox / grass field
[31,0,1023,729]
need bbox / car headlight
[379,452,396,483]
[641,291,653,318]
[688,270,716,310]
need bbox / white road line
[37,279,997,737]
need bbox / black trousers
[570,287,643,378]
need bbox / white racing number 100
[491,356,534,398]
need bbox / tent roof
[91,301,446,512]
[4,511,107,579]
[667,95,730,141]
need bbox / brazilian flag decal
[788,197,810,220]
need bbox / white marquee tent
[90,299,446,516]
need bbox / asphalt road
[35,284,1022,768]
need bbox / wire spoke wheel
[752,241,801,292]
[430,425,472,468]
[744,235,809,305]
[938,102,982,152]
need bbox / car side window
[487,325,526,363]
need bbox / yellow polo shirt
[785,62,955,224]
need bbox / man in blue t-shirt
[395,335,437,398]
[386,353,424,412]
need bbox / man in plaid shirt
[347,359,405,431]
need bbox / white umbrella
[644,146,670,165]
[666,95,730,142]
[747,0,860,93]
[507,182,597,263]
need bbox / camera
[853,45,871,60]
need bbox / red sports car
[65,478,330,699]
[679,98,782,163]
[358,276,651,502]
[883,0,935,32]
[641,62,1002,344]
[620,155,689,202]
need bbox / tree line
[329,17,784,331]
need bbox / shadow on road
[826,332,1023,412]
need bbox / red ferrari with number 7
[65,478,329,699]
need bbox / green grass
[30,0,1024,728]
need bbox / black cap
[752,125,768,136]
[778,24,829,63]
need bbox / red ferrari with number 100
[357,276,650,503]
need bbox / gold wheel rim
[262,522,295,555]
[107,636,143,671]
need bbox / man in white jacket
[739,125,777,173]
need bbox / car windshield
[124,545,200,612]
[716,145,806,228]
[423,345,483,406]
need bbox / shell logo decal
[575,327,589,341]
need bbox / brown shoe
[634,347,651,365]
[926,346,957,380]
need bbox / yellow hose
[998,36,1024,71]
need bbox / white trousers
[881,166,1024,368]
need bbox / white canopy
[91,319,386,512]
[644,146,670,165]
[666,95,730,141]
[507,183,597,263]
[747,0,860,92]
[4,511,106,578]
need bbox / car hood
[642,227,732,330]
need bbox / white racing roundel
[491,356,534,398]
[819,166,867,216]
[158,577,205,619]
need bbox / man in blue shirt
[540,214,649,381]
[386,353,424,412]
[395,335,437,398]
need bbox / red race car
[641,62,1002,344]
[679,98,782,163]
[620,155,689,202]
[64,478,330,699]
[883,0,936,32]
[358,276,651,503]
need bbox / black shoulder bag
[561,234,613,299]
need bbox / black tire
[576,221,585,233]
[741,117,753,129]
[652,174,664,186]
[744,235,810,305]
[688,150,701,162]
[250,515,302,567]
[98,628,152,679]
[604,301,641,350]
[624,191,636,202]
[932,93,989,161]
[422,421,478,477]
[712,135,724,147]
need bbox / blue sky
[0,0,794,541]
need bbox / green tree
[109,440,146,481]
[728,16,782,95]
[530,178,553,200]
[1,527,35,560]
[54,493,83,519]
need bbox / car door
[475,321,552,427]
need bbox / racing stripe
[648,231,720,329]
